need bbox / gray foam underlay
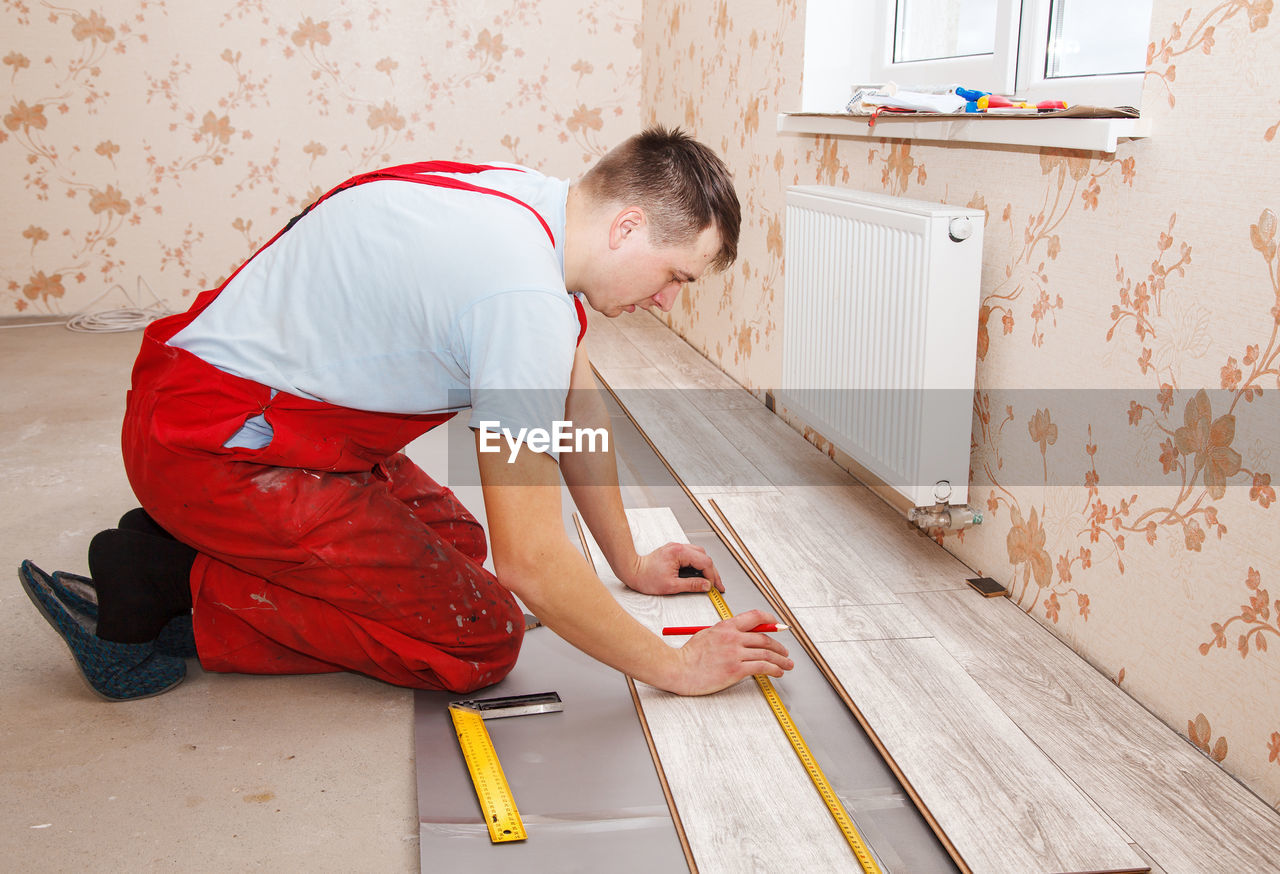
[414,627,686,873]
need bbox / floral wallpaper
[2,0,641,314]
[644,0,1280,807]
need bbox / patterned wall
[644,0,1280,806]
[2,0,641,314]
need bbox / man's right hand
[665,609,795,696]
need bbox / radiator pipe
[908,502,983,531]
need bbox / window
[874,0,1021,94]
[803,0,1153,111]
[1014,0,1153,105]
[893,0,1001,63]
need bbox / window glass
[1045,0,1153,77]
[893,0,999,63]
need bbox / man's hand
[665,609,795,696]
[622,542,725,595]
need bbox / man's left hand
[623,542,725,595]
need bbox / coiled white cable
[63,277,174,333]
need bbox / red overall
[122,162,585,693]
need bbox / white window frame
[870,1,1022,97]
[1013,0,1149,107]
[808,0,1150,112]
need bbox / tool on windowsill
[956,86,1069,113]
[449,691,563,842]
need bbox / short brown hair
[579,126,740,272]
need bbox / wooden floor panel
[711,495,1147,874]
[789,604,932,644]
[905,590,1280,874]
[711,493,900,609]
[708,406,860,488]
[596,366,777,494]
[820,636,1146,874]
[581,308,651,370]
[783,486,972,594]
[577,507,866,874]
[590,309,760,410]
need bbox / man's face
[587,215,721,318]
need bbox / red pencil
[661,623,789,636]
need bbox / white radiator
[779,186,984,510]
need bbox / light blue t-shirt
[169,165,581,456]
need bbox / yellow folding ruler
[708,587,883,874]
[448,691,563,843]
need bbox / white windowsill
[777,112,1151,154]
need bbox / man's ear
[608,207,646,250]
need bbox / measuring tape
[709,588,883,874]
[449,704,527,842]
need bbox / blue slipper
[18,561,185,701]
[46,569,197,659]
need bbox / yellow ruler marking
[708,587,882,874]
[449,704,528,843]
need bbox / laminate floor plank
[684,487,786,521]
[577,507,866,874]
[790,604,932,643]
[708,405,862,488]
[785,486,972,594]
[601,385,781,522]
[583,309,651,371]
[711,492,900,609]
[606,410,716,535]
[904,590,1280,874]
[594,366,777,493]
[605,315,761,410]
[587,365,659,392]
[711,494,1149,873]
[821,637,1146,874]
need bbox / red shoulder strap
[574,295,588,346]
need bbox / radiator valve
[909,502,983,531]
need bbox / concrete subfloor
[1,325,420,871]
